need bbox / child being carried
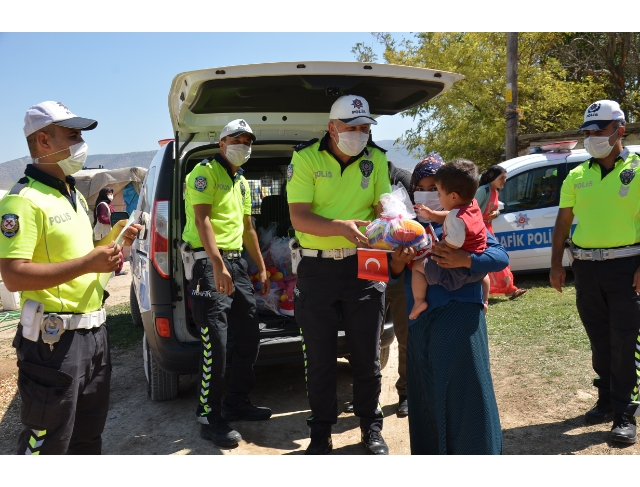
[409,159,490,320]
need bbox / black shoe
[306,434,333,455]
[361,429,389,455]
[200,422,242,448]
[344,401,354,413]
[222,400,272,422]
[611,414,637,444]
[585,400,614,425]
[397,395,408,417]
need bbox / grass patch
[486,272,592,392]
[105,303,143,350]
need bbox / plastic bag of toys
[365,187,434,259]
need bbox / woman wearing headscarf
[389,153,508,454]
[94,187,125,275]
[475,165,526,299]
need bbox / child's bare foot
[409,301,428,320]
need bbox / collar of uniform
[24,164,77,194]
[587,147,630,169]
[213,153,244,182]
[318,132,370,166]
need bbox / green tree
[554,33,640,120]
[359,33,607,168]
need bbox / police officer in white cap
[0,101,141,454]
[182,119,272,448]
[287,95,392,454]
[551,100,640,444]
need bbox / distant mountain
[0,140,420,190]
[375,139,422,170]
[0,151,158,190]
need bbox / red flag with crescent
[357,249,389,282]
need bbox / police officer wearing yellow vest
[550,100,640,444]
[182,119,272,448]
[0,101,141,455]
[288,95,392,455]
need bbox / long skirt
[488,266,518,295]
[485,222,518,295]
[407,301,502,454]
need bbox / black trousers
[295,254,385,433]
[14,324,111,455]
[189,256,260,423]
[573,256,640,416]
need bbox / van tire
[144,334,179,401]
[379,345,390,370]
[130,282,143,327]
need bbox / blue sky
[0,32,418,163]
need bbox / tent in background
[74,167,147,224]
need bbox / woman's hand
[430,241,473,268]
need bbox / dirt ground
[0,264,638,455]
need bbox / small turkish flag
[357,249,390,282]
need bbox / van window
[501,165,560,214]
[140,166,157,214]
[243,164,290,238]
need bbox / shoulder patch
[287,164,294,181]
[9,177,29,195]
[1,214,19,238]
[294,138,319,153]
[620,168,635,186]
[194,176,207,191]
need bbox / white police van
[492,142,640,273]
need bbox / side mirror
[110,211,130,228]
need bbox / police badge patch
[619,168,635,197]
[239,181,246,201]
[287,164,294,182]
[194,176,207,192]
[359,160,374,189]
[620,169,635,185]
[1,214,19,238]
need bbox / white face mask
[107,194,114,201]
[413,191,443,222]
[584,131,618,160]
[224,144,251,166]
[33,141,88,176]
[333,124,369,156]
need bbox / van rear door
[168,61,464,148]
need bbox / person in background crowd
[93,186,125,276]
[475,165,527,300]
